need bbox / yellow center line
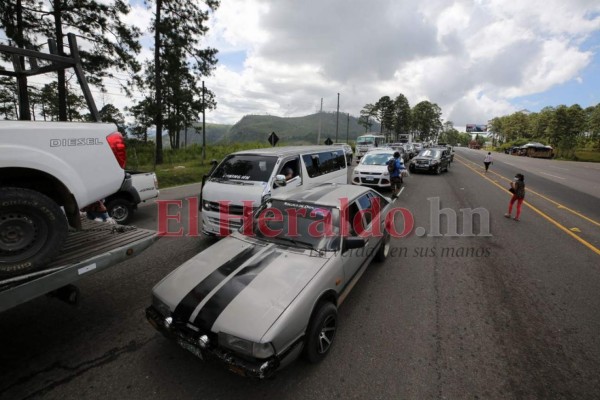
[455,154,600,227]
[456,157,600,257]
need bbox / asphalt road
[1,150,599,399]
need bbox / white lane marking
[539,171,566,180]
[548,166,570,171]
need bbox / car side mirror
[274,174,287,187]
[344,236,366,251]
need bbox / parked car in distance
[146,183,394,378]
[403,143,417,158]
[409,148,450,174]
[333,143,353,165]
[351,149,401,190]
[413,143,423,152]
[387,143,410,163]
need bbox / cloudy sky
[13,0,599,128]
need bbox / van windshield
[357,137,374,145]
[211,155,277,182]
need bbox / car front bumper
[146,306,292,379]
[351,175,391,188]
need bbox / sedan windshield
[250,200,341,251]
[211,155,277,182]
[361,153,393,165]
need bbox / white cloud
[197,0,600,126]
[9,0,598,127]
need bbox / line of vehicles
[1,117,458,380]
[1,130,392,379]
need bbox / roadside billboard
[466,124,488,132]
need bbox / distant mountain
[223,112,379,145]
[167,113,381,147]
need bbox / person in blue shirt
[389,151,405,199]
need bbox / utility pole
[317,97,323,145]
[346,113,350,143]
[335,93,340,143]
[202,80,206,162]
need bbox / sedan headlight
[430,160,439,164]
[218,332,275,359]
[152,295,171,319]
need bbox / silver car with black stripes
[146,183,395,378]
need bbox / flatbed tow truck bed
[0,218,158,312]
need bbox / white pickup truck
[105,171,159,224]
[0,121,131,277]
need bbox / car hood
[152,234,330,342]
[354,164,389,174]
[202,180,267,206]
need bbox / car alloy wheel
[304,302,338,363]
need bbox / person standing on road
[505,173,525,221]
[389,151,405,199]
[484,152,493,173]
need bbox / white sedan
[351,149,402,189]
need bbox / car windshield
[211,155,277,182]
[250,199,341,251]
[361,153,393,165]
[357,137,374,145]
[418,150,440,158]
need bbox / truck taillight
[107,132,127,169]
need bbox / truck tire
[106,198,134,224]
[0,187,68,277]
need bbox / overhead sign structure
[268,132,279,147]
[324,137,333,145]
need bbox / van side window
[303,154,319,178]
[303,151,346,178]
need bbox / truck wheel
[303,302,338,363]
[0,187,68,277]
[106,198,134,224]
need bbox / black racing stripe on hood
[192,249,279,331]
[172,246,259,323]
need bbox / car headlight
[152,295,171,319]
[431,160,439,164]
[202,200,211,211]
[383,171,389,176]
[218,332,275,359]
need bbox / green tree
[0,76,19,119]
[392,93,411,141]
[411,100,442,142]
[586,104,600,149]
[358,103,377,132]
[98,104,125,134]
[0,0,141,121]
[127,97,155,142]
[146,0,219,163]
[375,96,394,140]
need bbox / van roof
[271,183,374,208]
[231,145,345,157]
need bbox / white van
[200,146,347,236]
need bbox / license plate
[177,339,204,360]
[365,177,374,181]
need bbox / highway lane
[1,156,599,399]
